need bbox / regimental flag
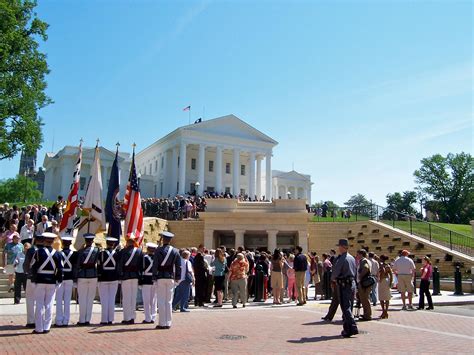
[76,144,106,247]
[123,147,144,245]
[59,142,82,234]
[183,105,191,111]
[105,147,122,238]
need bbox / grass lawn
[432,222,472,236]
[311,215,370,222]
[7,201,54,208]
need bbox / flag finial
[96,138,100,148]
[116,142,120,152]
[79,138,84,146]
[132,143,136,152]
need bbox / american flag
[60,142,82,233]
[183,105,191,111]
[123,149,144,245]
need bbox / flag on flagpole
[81,144,106,232]
[105,147,122,238]
[183,105,191,111]
[123,146,144,245]
[59,142,82,234]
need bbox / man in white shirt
[20,218,35,244]
[393,250,416,310]
[35,215,51,236]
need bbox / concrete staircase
[0,271,25,299]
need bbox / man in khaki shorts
[393,250,416,310]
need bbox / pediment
[182,114,278,145]
[275,170,310,181]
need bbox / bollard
[253,264,265,302]
[432,266,441,295]
[454,265,464,295]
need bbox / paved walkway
[1,289,473,354]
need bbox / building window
[241,164,245,176]
[160,182,163,196]
[155,160,158,172]
[177,157,180,167]
[207,186,215,192]
[225,187,231,194]
[240,188,246,196]
[208,160,214,172]
[149,163,152,175]
[191,158,196,170]
[161,157,164,169]
[80,177,86,190]
[226,163,231,174]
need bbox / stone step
[0,290,25,299]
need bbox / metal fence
[312,204,473,256]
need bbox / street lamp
[195,181,200,196]
[287,191,291,199]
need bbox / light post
[287,191,291,199]
[195,181,200,196]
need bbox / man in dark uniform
[23,234,42,328]
[118,235,143,324]
[153,231,181,329]
[55,234,76,327]
[74,233,99,325]
[97,237,119,325]
[31,232,63,334]
[331,239,359,338]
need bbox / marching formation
[24,230,181,334]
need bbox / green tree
[0,0,52,160]
[414,152,474,223]
[0,174,42,202]
[344,193,370,208]
[386,191,417,215]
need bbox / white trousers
[34,283,56,333]
[26,280,36,324]
[55,279,73,326]
[156,279,175,327]
[98,281,118,323]
[142,284,157,322]
[77,278,97,323]
[121,279,138,321]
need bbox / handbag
[360,274,376,288]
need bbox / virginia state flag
[105,148,122,238]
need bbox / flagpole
[87,139,100,233]
[188,107,191,125]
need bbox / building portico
[136,115,278,199]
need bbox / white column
[178,142,186,195]
[162,151,168,196]
[267,230,278,253]
[204,229,213,249]
[256,155,262,199]
[307,185,312,205]
[232,148,240,196]
[171,147,179,195]
[235,230,245,249]
[299,230,308,253]
[265,152,272,200]
[197,144,205,195]
[215,146,223,194]
[249,152,256,199]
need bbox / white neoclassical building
[42,146,130,201]
[136,114,277,199]
[42,115,313,204]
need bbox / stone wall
[167,220,205,249]
[308,220,473,277]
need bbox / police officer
[75,233,99,325]
[330,239,359,338]
[118,235,143,324]
[97,237,119,325]
[141,242,158,324]
[31,232,63,334]
[55,234,76,327]
[23,234,42,328]
[153,231,181,329]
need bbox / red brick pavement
[0,303,473,354]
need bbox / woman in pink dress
[286,254,297,301]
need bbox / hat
[336,239,349,247]
[106,237,118,242]
[83,233,96,240]
[160,231,174,238]
[61,236,73,242]
[401,249,410,256]
[146,242,158,249]
[42,232,57,240]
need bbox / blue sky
[0,0,472,205]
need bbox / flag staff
[87,139,100,233]
[188,107,191,125]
